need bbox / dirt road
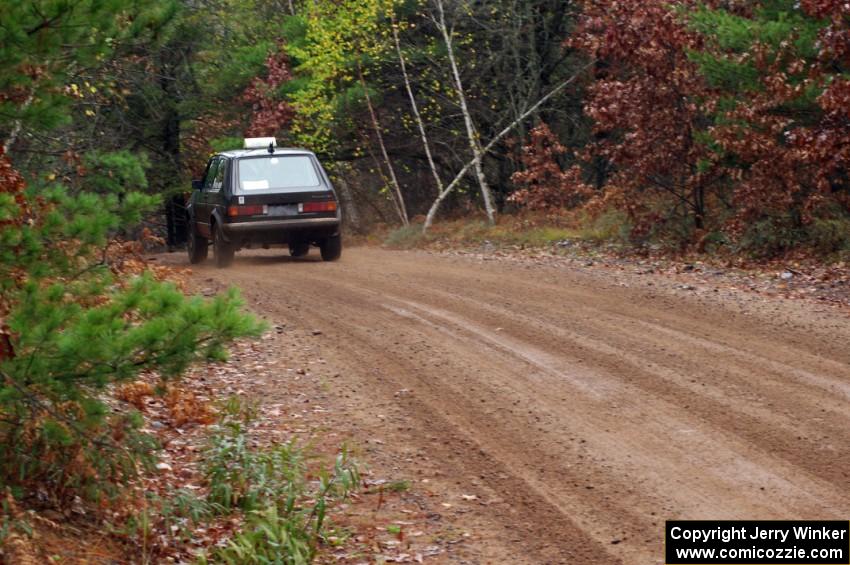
[181,246,850,564]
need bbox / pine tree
[0,1,264,502]
[0,146,264,500]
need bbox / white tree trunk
[391,13,446,203]
[424,60,596,232]
[434,0,496,225]
[358,63,409,226]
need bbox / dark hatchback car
[187,138,341,267]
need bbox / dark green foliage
[0,0,176,135]
[688,1,821,93]
[81,151,150,195]
[1,0,272,506]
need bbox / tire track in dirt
[325,257,850,486]
[181,248,850,564]
[293,256,850,490]
[225,267,630,563]
[306,278,850,551]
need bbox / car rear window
[237,155,322,192]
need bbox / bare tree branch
[424,58,596,232]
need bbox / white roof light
[244,137,277,149]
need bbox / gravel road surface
[178,246,850,564]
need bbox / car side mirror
[192,179,203,190]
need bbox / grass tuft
[195,396,359,564]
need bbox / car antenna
[267,142,274,154]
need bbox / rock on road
[178,246,850,564]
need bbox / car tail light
[299,200,337,213]
[227,204,267,217]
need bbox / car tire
[213,222,235,268]
[187,225,208,264]
[289,242,310,258]
[320,234,342,261]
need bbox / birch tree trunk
[424,60,596,232]
[391,13,446,203]
[434,0,496,225]
[357,62,409,226]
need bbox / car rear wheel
[187,225,208,264]
[213,223,235,268]
[289,242,310,258]
[320,234,342,261]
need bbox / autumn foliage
[0,149,26,361]
[572,0,719,243]
[242,48,295,138]
[509,124,591,211]
[181,47,295,179]
[511,0,850,255]
[699,0,850,244]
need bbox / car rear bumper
[221,216,339,235]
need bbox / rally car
[187,138,342,267]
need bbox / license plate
[268,204,299,216]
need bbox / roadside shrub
[508,123,592,211]
[737,215,807,258]
[204,422,307,513]
[807,217,850,255]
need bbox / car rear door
[209,157,229,222]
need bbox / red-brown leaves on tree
[181,48,294,178]
[0,148,27,359]
[807,78,850,196]
[242,48,295,137]
[182,114,240,178]
[570,0,849,249]
[0,148,28,224]
[509,123,592,210]
[570,0,720,238]
[802,1,850,66]
[703,6,850,233]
